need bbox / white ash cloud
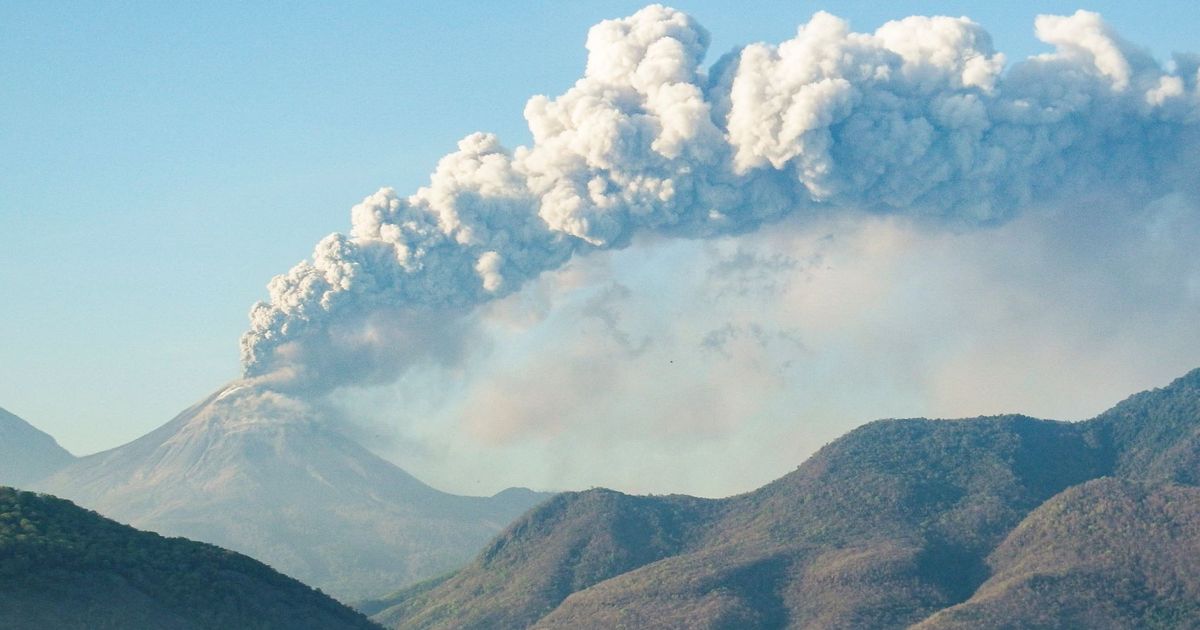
[241,5,1200,390]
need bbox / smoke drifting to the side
[241,6,1200,390]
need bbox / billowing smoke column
[242,6,1200,390]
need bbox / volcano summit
[35,384,550,600]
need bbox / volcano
[34,384,551,601]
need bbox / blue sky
[2,2,1199,494]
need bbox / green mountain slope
[0,486,378,630]
[375,368,1200,629]
[1088,368,1200,484]
[367,490,720,628]
[0,407,74,487]
[535,416,1108,629]
[915,478,1200,630]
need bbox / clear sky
[2,2,1199,495]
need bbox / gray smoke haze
[241,6,1200,391]
[373,192,1200,496]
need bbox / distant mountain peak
[33,383,553,600]
[0,406,75,488]
[176,382,321,432]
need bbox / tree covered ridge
[916,478,1200,629]
[1091,366,1200,484]
[0,487,378,630]
[374,369,1200,629]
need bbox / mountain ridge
[0,406,75,488]
[914,477,1200,629]
[374,368,1200,629]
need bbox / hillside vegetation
[374,368,1200,629]
[916,478,1200,629]
[367,490,720,628]
[0,487,378,630]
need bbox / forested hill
[371,368,1200,629]
[0,487,378,630]
[914,478,1200,629]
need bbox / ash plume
[241,6,1200,391]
